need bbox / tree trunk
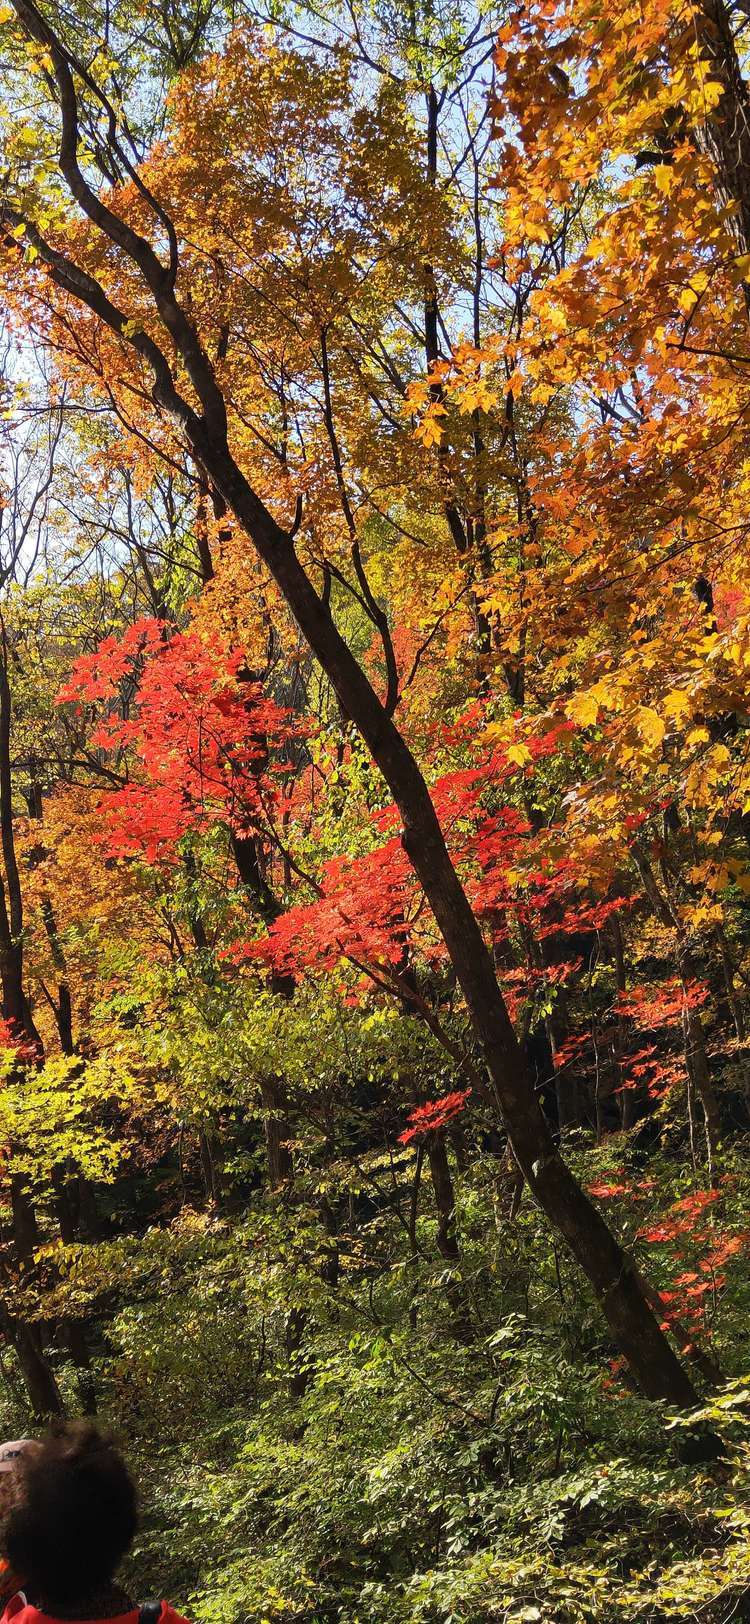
[40,893,75,1056]
[693,0,750,261]
[3,1315,64,1418]
[285,1305,308,1400]
[260,1077,293,1189]
[427,1135,473,1339]
[681,976,722,1167]
[427,1134,460,1262]
[199,1127,223,1207]
[319,1195,339,1290]
[171,421,698,1404]
[634,848,722,1159]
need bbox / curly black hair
[4,1422,138,1606]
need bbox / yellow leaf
[567,692,600,727]
[457,380,498,414]
[635,707,665,748]
[507,742,533,768]
[664,689,691,718]
[416,410,445,449]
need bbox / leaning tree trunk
[194,438,698,1406]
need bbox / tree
[0,0,710,1402]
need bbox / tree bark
[260,1077,293,1189]
[0,1308,64,1417]
[427,1134,460,1262]
[427,1135,473,1339]
[199,1128,223,1206]
[693,0,750,261]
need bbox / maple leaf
[397,1089,471,1144]
[587,1181,630,1199]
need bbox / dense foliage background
[0,0,749,1615]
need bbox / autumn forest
[0,0,749,1614]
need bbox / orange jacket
[1,1599,190,1624]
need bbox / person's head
[4,1422,138,1606]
